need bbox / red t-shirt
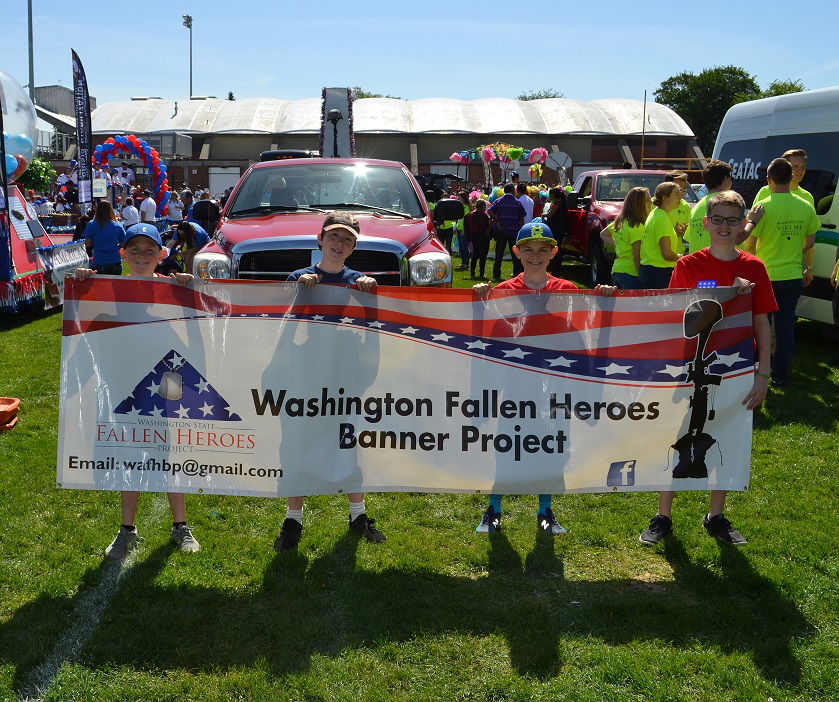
[669,249,777,315]
[495,274,578,292]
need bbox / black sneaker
[475,506,501,533]
[349,513,386,543]
[273,518,302,552]
[704,513,747,545]
[639,514,672,546]
[537,508,567,536]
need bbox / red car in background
[193,158,453,286]
[564,169,698,283]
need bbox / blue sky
[5,0,839,105]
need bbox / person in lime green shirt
[687,160,733,253]
[742,157,820,387]
[752,148,814,208]
[663,171,692,238]
[639,182,683,288]
[600,186,650,289]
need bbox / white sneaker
[171,524,200,552]
[105,526,139,559]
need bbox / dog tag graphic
[158,371,183,401]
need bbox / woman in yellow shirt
[600,186,650,290]
[639,182,683,289]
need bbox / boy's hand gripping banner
[57,278,756,497]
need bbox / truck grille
[238,249,402,285]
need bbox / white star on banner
[465,340,490,350]
[199,402,214,417]
[339,317,355,324]
[547,356,575,368]
[175,405,190,419]
[284,313,296,319]
[599,363,632,376]
[431,332,453,342]
[260,313,269,318]
[313,315,325,321]
[170,353,184,369]
[195,379,210,394]
[400,326,419,334]
[502,348,530,359]
[239,313,247,317]
[712,352,745,367]
[150,407,164,417]
[658,364,688,378]
[146,380,160,395]
[368,321,386,328]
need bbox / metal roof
[91,97,693,138]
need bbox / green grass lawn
[0,262,837,701]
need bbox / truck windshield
[229,163,425,218]
[596,174,699,203]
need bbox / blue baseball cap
[123,223,163,248]
[516,221,556,246]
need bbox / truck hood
[216,211,429,251]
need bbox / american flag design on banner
[113,349,241,421]
[62,277,756,387]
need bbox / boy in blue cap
[473,222,615,535]
[73,222,198,558]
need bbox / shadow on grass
[1,530,812,694]
[0,306,62,333]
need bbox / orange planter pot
[0,397,21,426]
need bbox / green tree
[516,89,564,101]
[17,156,57,193]
[654,66,760,152]
[759,79,805,98]
[227,91,236,101]
[351,86,403,100]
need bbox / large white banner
[57,278,757,497]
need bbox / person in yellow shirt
[639,182,682,288]
[600,186,650,289]
[663,171,692,239]
[687,160,733,253]
[753,149,814,208]
[742,158,821,387]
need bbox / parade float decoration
[1,69,88,313]
[449,144,549,185]
[92,135,170,215]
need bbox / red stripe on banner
[63,319,136,335]
[64,277,232,315]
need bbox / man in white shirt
[139,190,157,223]
[516,183,534,224]
[121,197,140,226]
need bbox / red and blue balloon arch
[92,134,169,216]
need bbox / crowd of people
[62,148,833,560]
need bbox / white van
[712,87,839,326]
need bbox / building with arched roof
[84,95,703,193]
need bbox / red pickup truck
[193,158,454,286]
[564,169,698,283]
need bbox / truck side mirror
[566,191,579,210]
[433,199,467,224]
[580,196,592,210]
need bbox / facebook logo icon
[607,460,636,486]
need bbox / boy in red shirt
[640,191,776,547]
[473,222,614,535]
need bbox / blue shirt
[170,222,210,249]
[287,265,363,285]
[83,219,126,266]
[489,194,526,233]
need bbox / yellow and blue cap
[516,222,556,247]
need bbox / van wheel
[589,236,611,285]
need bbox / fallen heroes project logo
[96,350,253,453]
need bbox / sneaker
[704,513,747,546]
[349,513,386,543]
[105,526,139,559]
[171,524,201,552]
[475,506,501,533]
[639,514,672,546]
[537,508,567,536]
[274,518,303,552]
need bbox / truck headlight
[194,253,231,279]
[409,252,452,285]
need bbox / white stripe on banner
[58,280,756,496]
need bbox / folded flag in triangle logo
[114,349,241,421]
